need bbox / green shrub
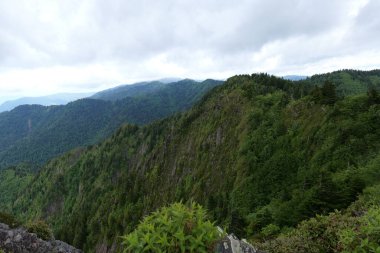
[258,204,380,253]
[26,220,53,241]
[0,211,20,228]
[261,224,280,238]
[340,206,380,253]
[259,211,358,253]
[121,202,222,253]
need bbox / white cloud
[0,0,379,98]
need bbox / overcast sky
[0,0,379,100]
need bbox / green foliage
[311,80,338,104]
[261,211,359,252]
[121,202,222,253]
[26,220,53,241]
[2,72,379,252]
[350,206,380,252]
[259,203,380,253]
[367,87,380,105]
[0,165,34,211]
[0,211,21,228]
[258,181,380,253]
[261,224,280,238]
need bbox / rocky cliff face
[0,223,82,253]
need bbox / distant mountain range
[91,81,169,101]
[0,79,222,169]
[282,75,308,81]
[0,93,94,113]
[0,78,187,112]
[90,78,211,101]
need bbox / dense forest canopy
[0,69,379,252]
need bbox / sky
[0,0,379,100]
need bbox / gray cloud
[0,0,359,64]
[0,0,379,97]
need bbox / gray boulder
[0,223,82,253]
[215,229,264,253]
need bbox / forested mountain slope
[0,79,221,169]
[6,73,379,252]
[299,69,380,96]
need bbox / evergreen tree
[321,81,338,105]
[367,87,380,104]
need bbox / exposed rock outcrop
[215,229,264,253]
[0,223,82,253]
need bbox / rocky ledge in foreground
[0,223,82,253]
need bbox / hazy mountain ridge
[0,93,94,113]
[90,81,168,101]
[282,75,308,81]
[0,79,222,169]
[90,78,211,101]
